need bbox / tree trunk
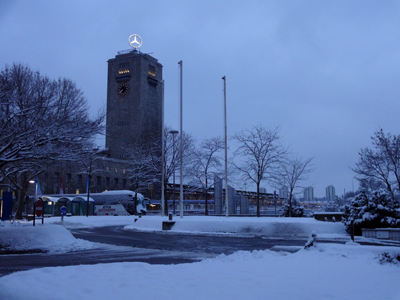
[205,190,208,215]
[256,182,260,217]
[15,178,29,220]
[205,177,208,215]
[164,180,168,216]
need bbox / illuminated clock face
[117,83,129,97]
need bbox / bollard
[350,220,354,242]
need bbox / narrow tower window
[148,65,156,77]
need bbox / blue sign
[60,206,67,216]
[1,192,13,221]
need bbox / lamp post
[86,163,91,217]
[85,147,99,217]
[169,130,179,215]
[29,179,36,224]
[161,80,165,217]
[29,178,39,226]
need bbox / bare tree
[353,129,400,202]
[231,125,287,217]
[275,155,314,217]
[189,136,224,215]
[125,126,195,207]
[358,177,384,193]
[76,145,109,216]
[0,63,105,218]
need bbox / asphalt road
[70,226,308,254]
[0,244,205,277]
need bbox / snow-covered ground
[1,215,400,300]
[126,215,349,239]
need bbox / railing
[362,228,400,241]
[117,49,138,55]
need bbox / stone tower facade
[106,49,163,159]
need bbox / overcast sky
[1,0,400,197]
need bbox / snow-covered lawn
[1,216,400,300]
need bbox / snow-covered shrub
[342,189,400,235]
[304,232,317,249]
[281,198,304,217]
[126,201,136,215]
[306,211,314,218]
[377,252,400,265]
[318,200,343,212]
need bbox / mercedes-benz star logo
[128,34,142,48]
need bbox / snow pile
[0,243,399,300]
[126,216,348,238]
[44,215,137,228]
[0,221,96,253]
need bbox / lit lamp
[28,179,37,201]
[29,180,35,215]
[28,179,38,225]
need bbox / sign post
[34,199,44,226]
[60,206,67,222]
[0,192,13,221]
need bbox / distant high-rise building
[279,187,288,199]
[304,187,314,202]
[259,187,267,194]
[326,185,336,201]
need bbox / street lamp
[29,178,39,226]
[85,147,99,217]
[29,179,36,217]
[169,130,179,215]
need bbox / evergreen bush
[281,198,304,217]
[342,189,400,235]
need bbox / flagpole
[223,76,228,218]
[178,60,183,218]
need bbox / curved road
[70,226,308,254]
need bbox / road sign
[36,199,43,217]
[60,206,67,216]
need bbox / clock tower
[105,47,163,159]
